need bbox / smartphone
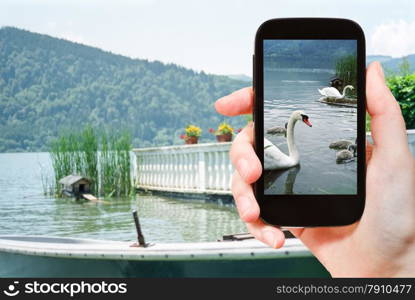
[253,18,366,226]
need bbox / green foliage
[0,27,246,152]
[100,130,132,197]
[264,40,356,69]
[51,126,99,193]
[398,56,411,76]
[50,126,132,197]
[216,122,234,135]
[387,73,415,129]
[184,125,202,137]
[335,55,357,96]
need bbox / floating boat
[0,235,329,277]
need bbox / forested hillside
[0,27,246,152]
[264,40,357,69]
[370,54,415,73]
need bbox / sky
[1,0,415,75]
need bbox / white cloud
[370,20,415,57]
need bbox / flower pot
[216,133,233,142]
[185,136,199,144]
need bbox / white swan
[264,110,312,170]
[318,85,354,99]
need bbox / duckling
[267,122,288,135]
[336,144,357,164]
[329,139,354,150]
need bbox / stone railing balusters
[133,142,233,195]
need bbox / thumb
[366,62,408,155]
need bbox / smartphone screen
[263,39,357,195]
[254,19,365,226]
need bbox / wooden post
[132,210,147,247]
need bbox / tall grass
[335,55,357,97]
[100,131,132,197]
[50,126,133,197]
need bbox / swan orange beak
[303,119,312,127]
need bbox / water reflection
[0,153,246,243]
[264,70,357,195]
[264,165,300,194]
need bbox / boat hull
[0,236,329,278]
[0,252,328,278]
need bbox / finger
[231,170,260,223]
[366,139,373,165]
[215,87,253,116]
[287,227,304,238]
[246,219,285,248]
[230,123,262,183]
[366,62,408,153]
[231,170,285,249]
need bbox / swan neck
[286,117,299,161]
[342,86,350,97]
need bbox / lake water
[0,153,246,242]
[264,69,358,194]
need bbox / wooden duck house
[59,175,92,199]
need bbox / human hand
[214,62,415,277]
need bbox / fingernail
[237,158,250,180]
[263,230,278,248]
[237,196,252,219]
[377,62,385,80]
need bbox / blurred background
[1,0,414,151]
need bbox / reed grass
[49,126,133,197]
[99,131,132,197]
[335,55,357,96]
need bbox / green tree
[0,27,246,152]
[387,73,415,129]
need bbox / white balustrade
[133,142,233,195]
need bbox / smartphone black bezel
[253,18,366,227]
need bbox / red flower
[208,128,215,134]
[236,128,242,133]
[179,134,186,139]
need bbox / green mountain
[367,54,415,73]
[366,55,393,64]
[379,55,415,73]
[227,74,252,82]
[264,40,357,69]
[0,27,247,152]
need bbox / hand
[215,62,415,277]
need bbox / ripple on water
[0,153,247,242]
[264,69,357,195]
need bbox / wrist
[330,243,415,278]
